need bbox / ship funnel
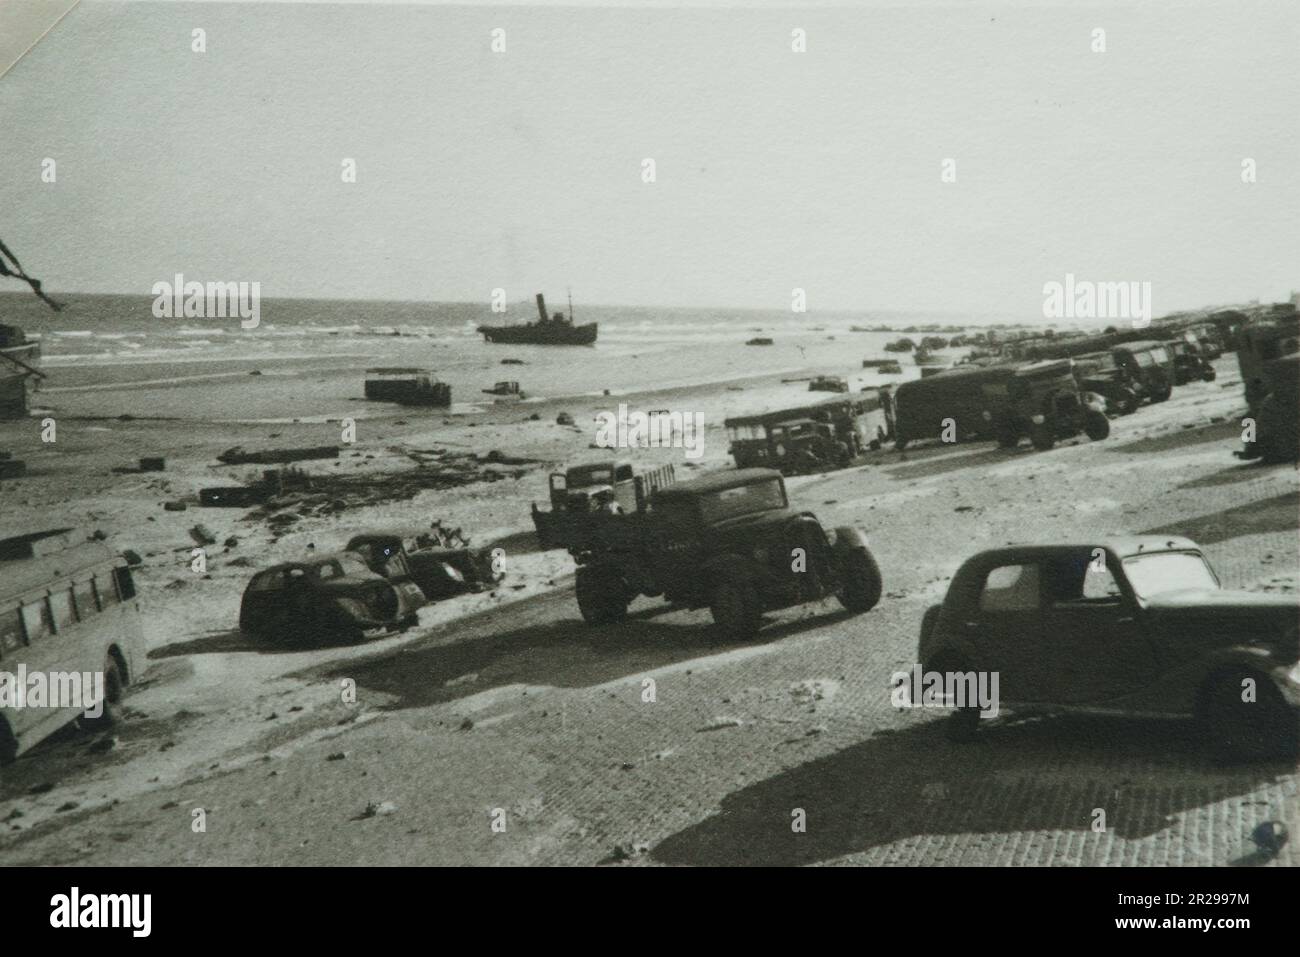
[535,293,548,323]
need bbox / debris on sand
[356,800,398,820]
[217,445,339,466]
[696,716,745,732]
[556,412,575,426]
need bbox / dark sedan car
[239,553,424,643]
[918,538,1299,760]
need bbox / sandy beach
[1,341,1296,865]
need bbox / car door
[967,561,1051,704]
[1041,550,1159,705]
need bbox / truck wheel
[1201,672,1298,762]
[78,654,123,732]
[575,565,628,625]
[1083,409,1110,441]
[835,547,883,613]
[1029,423,1055,451]
[995,419,1019,449]
[709,575,761,641]
[1201,367,1217,382]
[1151,384,1172,403]
[1115,389,1139,415]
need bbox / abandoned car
[550,467,883,640]
[1240,353,1300,464]
[725,393,890,473]
[980,359,1110,450]
[345,531,502,601]
[917,538,1300,760]
[1164,339,1217,385]
[239,553,424,643]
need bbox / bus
[0,529,146,763]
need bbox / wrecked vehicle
[918,538,1300,760]
[808,375,849,393]
[556,468,883,640]
[0,529,146,763]
[891,364,1012,450]
[981,360,1110,450]
[1071,351,1142,415]
[1164,339,1217,384]
[239,553,424,643]
[345,531,503,600]
[1111,341,1174,403]
[482,380,525,399]
[1240,353,1300,463]
[532,460,676,549]
[364,368,452,406]
[1237,313,1300,408]
[725,394,890,473]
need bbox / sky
[0,0,1296,315]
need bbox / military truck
[1071,351,1141,415]
[561,468,884,640]
[363,368,451,407]
[725,394,889,473]
[1164,339,1217,384]
[1240,354,1299,463]
[981,360,1110,451]
[891,365,1013,450]
[532,460,675,549]
[1111,341,1174,403]
[1237,313,1300,409]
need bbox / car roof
[969,536,1200,565]
[656,468,782,498]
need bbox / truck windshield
[699,480,786,522]
[1122,551,1218,598]
[569,467,613,486]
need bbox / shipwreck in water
[478,292,597,346]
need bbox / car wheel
[709,574,762,641]
[835,547,883,613]
[1030,423,1056,451]
[995,419,1019,449]
[1202,672,1298,762]
[1151,385,1172,402]
[1116,389,1139,415]
[1084,409,1110,441]
[78,654,123,732]
[575,565,628,625]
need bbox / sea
[1,293,1025,422]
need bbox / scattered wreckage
[918,537,1300,761]
[541,466,883,640]
[345,527,503,601]
[364,368,451,407]
[239,552,425,644]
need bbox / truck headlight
[1031,414,1045,425]
[1289,661,1300,685]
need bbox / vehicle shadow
[651,715,1286,866]
[882,445,1025,482]
[149,625,382,659]
[1140,491,1300,546]
[484,528,545,556]
[1177,459,1292,490]
[1109,419,1240,455]
[308,596,855,712]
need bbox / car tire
[709,574,762,641]
[1151,385,1172,403]
[995,419,1019,449]
[1030,423,1056,451]
[1202,672,1298,763]
[78,654,123,732]
[836,547,883,613]
[1116,389,1139,415]
[1084,409,1110,441]
[575,564,628,625]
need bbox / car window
[316,562,340,580]
[979,564,1040,612]
[73,578,99,618]
[1082,564,1123,600]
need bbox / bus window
[49,588,76,632]
[0,610,23,654]
[97,573,120,607]
[114,567,136,601]
[20,599,55,642]
[73,578,99,619]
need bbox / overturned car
[345,531,503,600]
[239,553,424,643]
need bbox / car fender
[829,525,869,553]
[1155,645,1291,716]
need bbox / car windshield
[570,467,613,486]
[1130,351,1153,367]
[1122,551,1218,598]
[698,479,786,523]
